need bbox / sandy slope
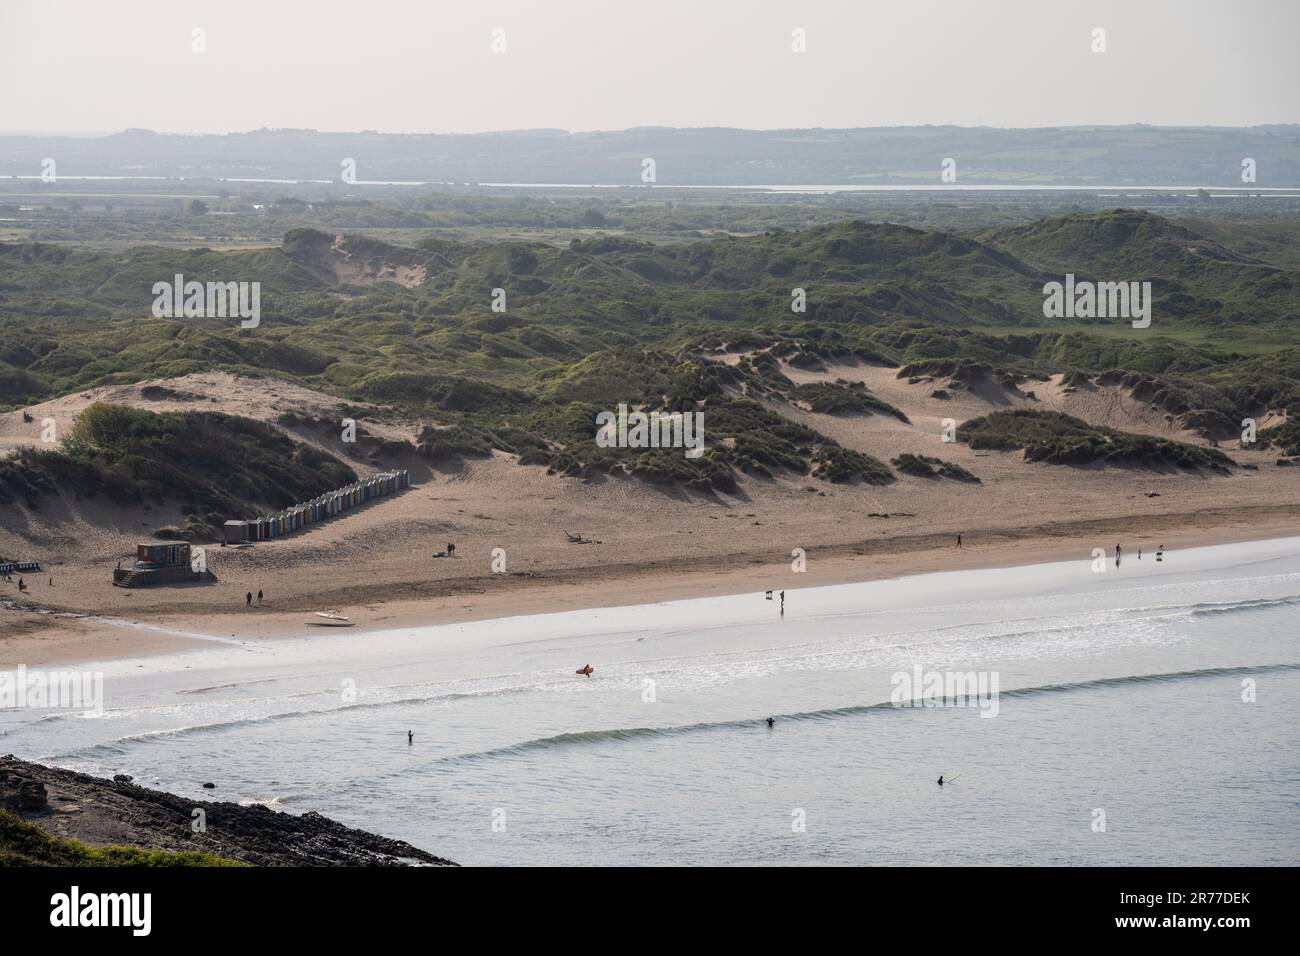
[0,371,423,459]
[3,367,1299,665]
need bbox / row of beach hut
[222,470,409,544]
[0,560,41,575]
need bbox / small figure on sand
[257,589,263,604]
[1138,548,1142,560]
[17,578,26,592]
[576,664,594,677]
[245,591,253,607]
[1115,543,1122,567]
[48,576,53,587]
[956,533,962,549]
[765,717,775,728]
[1156,544,1165,563]
[447,542,456,557]
[408,730,413,746]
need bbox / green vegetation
[0,404,357,536]
[0,810,244,867]
[1260,419,1300,456]
[0,207,1295,493]
[891,453,980,482]
[959,410,1235,470]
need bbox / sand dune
[0,371,425,459]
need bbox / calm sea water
[5,538,1298,866]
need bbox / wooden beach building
[112,542,204,588]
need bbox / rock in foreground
[0,756,455,866]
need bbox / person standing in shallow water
[408,730,413,745]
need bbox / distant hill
[1,125,1298,186]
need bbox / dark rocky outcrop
[0,756,455,867]
[0,769,48,811]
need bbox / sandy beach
[4,368,1299,666]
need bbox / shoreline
[6,508,1299,667]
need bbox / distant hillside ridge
[2,125,1298,185]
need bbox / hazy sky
[3,0,1297,134]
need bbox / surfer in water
[938,775,945,786]
[407,730,413,745]
[576,664,594,677]
[766,717,775,728]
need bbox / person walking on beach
[245,591,253,607]
[956,533,962,549]
[17,577,25,592]
[257,589,263,604]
